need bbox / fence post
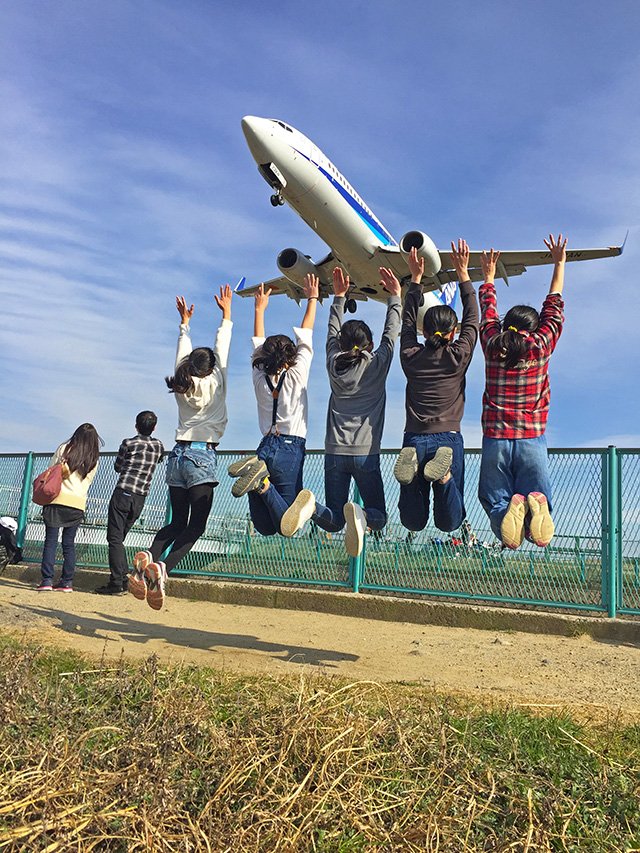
[16,452,34,549]
[350,485,365,593]
[606,445,618,618]
[160,490,173,561]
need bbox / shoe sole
[37,586,53,591]
[423,446,453,482]
[129,551,152,600]
[232,461,268,497]
[394,447,418,485]
[133,551,152,573]
[344,502,366,558]
[280,490,315,537]
[528,492,554,547]
[53,587,73,593]
[146,563,166,611]
[501,494,527,549]
[228,455,259,478]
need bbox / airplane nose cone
[242,116,271,162]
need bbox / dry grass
[1,637,639,851]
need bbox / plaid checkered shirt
[114,434,165,496]
[479,282,564,439]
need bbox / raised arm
[327,267,349,358]
[301,274,319,330]
[253,283,271,338]
[213,285,233,370]
[544,234,567,295]
[175,296,194,367]
[449,238,470,284]
[478,249,501,353]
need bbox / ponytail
[334,320,372,371]
[166,347,216,394]
[423,305,457,350]
[486,305,539,369]
[252,334,297,375]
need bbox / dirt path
[1,576,640,715]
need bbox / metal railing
[3,447,639,618]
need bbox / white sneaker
[343,502,366,558]
[280,490,315,537]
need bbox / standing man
[95,411,164,595]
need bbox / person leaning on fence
[227,275,318,536]
[37,423,103,592]
[94,411,164,596]
[477,235,566,550]
[393,241,479,534]
[279,265,401,557]
[129,288,233,611]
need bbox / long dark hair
[166,347,216,394]
[64,423,103,478]
[423,305,457,350]
[334,320,372,371]
[252,334,297,375]
[486,305,540,368]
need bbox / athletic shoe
[95,583,127,596]
[128,550,152,600]
[37,581,53,591]
[393,447,418,485]
[232,459,268,497]
[528,492,555,548]
[501,494,527,549]
[52,582,73,593]
[227,455,259,478]
[423,446,453,482]
[146,561,167,611]
[343,502,366,558]
[280,490,316,537]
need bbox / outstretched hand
[481,248,500,283]
[379,267,401,297]
[214,285,232,320]
[544,234,567,264]
[332,267,350,297]
[408,246,424,283]
[176,296,194,325]
[449,239,470,281]
[303,273,320,301]
[255,283,272,312]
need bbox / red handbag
[32,463,65,506]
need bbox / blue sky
[1,0,639,453]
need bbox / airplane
[237,115,623,318]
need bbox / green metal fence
[4,447,638,617]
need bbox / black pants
[149,483,214,573]
[107,489,146,587]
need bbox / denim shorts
[165,442,218,489]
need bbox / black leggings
[150,484,214,573]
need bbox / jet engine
[277,248,322,287]
[400,231,441,277]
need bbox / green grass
[1,633,640,850]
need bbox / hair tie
[352,345,359,350]
[508,326,519,333]
[434,331,443,337]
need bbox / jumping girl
[393,242,479,534]
[129,287,233,609]
[280,265,401,557]
[478,235,566,549]
[227,274,318,536]
[38,423,103,592]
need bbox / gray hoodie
[325,295,401,456]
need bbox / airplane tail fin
[438,280,458,311]
[234,276,247,293]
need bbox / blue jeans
[40,523,80,586]
[313,453,386,532]
[166,443,218,488]
[249,434,306,536]
[478,435,552,540]
[398,431,465,532]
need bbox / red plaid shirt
[479,282,564,439]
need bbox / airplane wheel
[270,194,281,207]
[346,299,357,314]
[277,195,285,205]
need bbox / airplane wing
[235,253,353,303]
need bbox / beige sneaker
[527,492,554,547]
[394,447,418,485]
[280,490,315,537]
[501,494,526,549]
[423,446,453,482]
[343,502,366,558]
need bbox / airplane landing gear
[270,193,285,207]
[346,298,357,314]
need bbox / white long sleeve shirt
[251,327,313,438]
[174,319,233,443]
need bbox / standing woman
[129,287,232,610]
[38,423,103,592]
